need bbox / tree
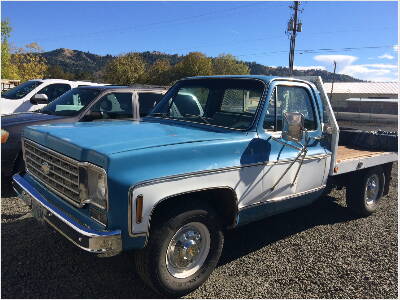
[212,54,250,75]
[143,59,172,85]
[25,42,43,53]
[102,53,146,85]
[173,52,213,79]
[11,45,48,82]
[45,65,74,80]
[1,20,18,79]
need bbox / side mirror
[282,112,304,142]
[30,93,48,105]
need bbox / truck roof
[28,78,105,85]
[76,85,167,92]
[183,75,312,85]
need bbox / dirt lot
[1,162,397,298]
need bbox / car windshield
[40,88,101,116]
[149,79,265,130]
[1,80,42,100]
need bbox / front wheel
[346,167,385,217]
[133,203,224,297]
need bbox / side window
[138,93,164,117]
[37,84,71,102]
[89,92,133,119]
[263,86,317,131]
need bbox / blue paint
[20,76,329,251]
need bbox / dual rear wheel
[346,167,386,216]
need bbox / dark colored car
[1,85,166,179]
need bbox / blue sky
[1,1,398,81]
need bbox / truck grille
[24,139,81,205]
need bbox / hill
[37,48,362,82]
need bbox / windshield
[40,88,101,116]
[149,79,265,130]
[1,80,42,99]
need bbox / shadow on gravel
[1,178,16,198]
[1,217,161,299]
[219,195,358,266]
[1,195,357,299]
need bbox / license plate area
[21,191,47,222]
[32,200,47,222]
[20,190,33,207]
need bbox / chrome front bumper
[12,174,122,255]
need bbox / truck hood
[2,112,65,127]
[23,120,233,167]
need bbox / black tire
[133,201,224,297]
[346,167,385,217]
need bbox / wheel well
[150,187,238,229]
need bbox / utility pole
[287,1,302,76]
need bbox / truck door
[258,81,327,202]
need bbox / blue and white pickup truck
[13,75,397,296]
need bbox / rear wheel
[346,167,385,216]
[133,202,224,297]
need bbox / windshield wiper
[182,114,211,125]
[38,109,52,115]
[150,112,169,118]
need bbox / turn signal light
[1,129,9,144]
[136,195,143,224]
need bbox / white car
[1,79,103,115]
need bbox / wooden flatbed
[336,146,388,163]
[334,145,397,175]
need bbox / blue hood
[23,120,234,167]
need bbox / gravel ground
[1,163,397,299]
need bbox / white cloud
[294,65,326,71]
[340,64,397,81]
[393,45,399,52]
[361,64,397,69]
[312,54,398,81]
[314,54,358,66]
[341,65,391,76]
[378,53,394,60]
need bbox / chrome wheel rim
[365,174,380,206]
[166,222,211,279]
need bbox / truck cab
[12,75,396,296]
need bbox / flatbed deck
[336,146,388,163]
[334,146,397,175]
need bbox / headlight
[79,164,108,225]
[1,129,9,144]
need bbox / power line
[146,26,393,54]
[234,44,394,58]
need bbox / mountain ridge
[38,48,362,82]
